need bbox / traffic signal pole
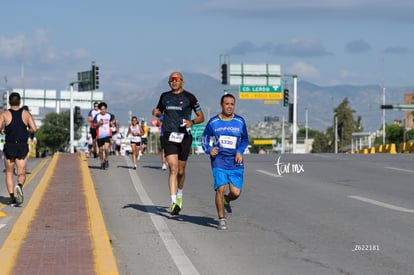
[69,83,74,153]
[68,80,83,153]
[292,75,297,153]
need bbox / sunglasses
[169,76,182,82]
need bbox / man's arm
[23,110,37,133]
[0,112,4,132]
[87,110,94,123]
[192,109,204,125]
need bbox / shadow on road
[123,203,217,228]
[141,165,164,170]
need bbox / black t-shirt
[156,90,201,133]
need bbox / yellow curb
[0,212,6,217]
[79,152,119,274]
[0,153,60,275]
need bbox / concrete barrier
[389,143,397,154]
[377,144,383,153]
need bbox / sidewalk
[0,153,118,275]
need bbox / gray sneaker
[218,218,227,230]
[15,185,24,205]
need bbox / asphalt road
[89,153,414,275]
[1,153,413,275]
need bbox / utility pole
[335,116,338,154]
[281,116,285,154]
[292,75,298,153]
[305,108,308,153]
[69,83,74,153]
[382,87,386,145]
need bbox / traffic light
[74,106,81,122]
[288,103,293,123]
[221,64,228,85]
[92,64,99,90]
[283,89,289,107]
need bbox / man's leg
[104,141,110,161]
[166,154,179,197]
[177,160,187,190]
[15,158,27,186]
[167,154,182,214]
[226,183,241,202]
[215,185,227,219]
[14,157,27,204]
[4,157,15,195]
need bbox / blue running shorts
[212,168,244,191]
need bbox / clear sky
[0,0,413,93]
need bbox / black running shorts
[97,136,112,147]
[162,132,192,161]
[4,142,29,160]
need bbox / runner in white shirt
[93,102,115,170]
[126,116,143,169]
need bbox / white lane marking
[257,169,282,177]
[0,224,6,230]
[348,195,414,214]
[126,157,200,275]
[312,154,333,158]
[384,166,414,173]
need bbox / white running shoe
[15,185,24,205]
[218,218,227,230]
[162,163,167,170]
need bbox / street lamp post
[69,83,74,153]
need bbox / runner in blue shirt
[202,93,249,230]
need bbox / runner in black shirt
[0,92,37,206]
[152,72,204,215]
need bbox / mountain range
[98,72,414,133]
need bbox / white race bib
[219,135,237,149]
[169,132,185,143]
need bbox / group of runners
[152,71,249,230]
[1,71,249,230]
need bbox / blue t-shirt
[202,114,249,170]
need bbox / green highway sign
[191,124,206,147]
[239,85,283,100]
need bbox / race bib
[169,132,185,143]
[219,135,237,149]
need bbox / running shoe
[15,185,24,205]
[170,202,181,215]
[162,163,167,170]
[224,195,232,214]
[101,162,105,170]
[9,197,19,207]
[105,160,109,168]
[133,165,137,170]
[218,218,227,230]
[176,197,183,209]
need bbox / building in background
[404,92,414,129]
